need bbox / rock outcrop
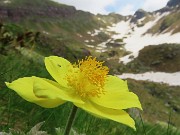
[167,0,180,7]
[0,1,76,22]
[130,9,149,23]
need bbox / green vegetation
[0,24,179,134]
[0,23,92,63]
[160,16,176,31]
[139,15,155,27]
[114,38,123,43]
[118,43,180,73]
[97,13,124,25]
[161,12,180,34]
[131,9,150,24]
[0,0,66,8]
[128,79,180,127]
[15,12,105,35]
[0,0,109,44]
[0,52,180,134]
[147,12,180,34]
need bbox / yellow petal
[75,101,136,129]
[91,91,142,110]
[33,76,84,104]
[104,75,129,92]
[5,77,65,108]
[45,56,73,87]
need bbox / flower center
[66,56,109,98]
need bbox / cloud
[52,0,116,14]
[142,0,169,11]
[118,4,135,15]
[52,0,169,15]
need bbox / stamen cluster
[67,56,109,98]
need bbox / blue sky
[52,0,169,15]
[105,0,144,15]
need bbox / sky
[52,0,169,15]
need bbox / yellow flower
[5,56,142,129]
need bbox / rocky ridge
[167,0,180,7]
[0,1,76,22]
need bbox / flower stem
[64,105,78,135]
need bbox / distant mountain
[101,0,180,35]
[130,9,151,23]
[97,13,125,24]
[167,0,180,7]
[0,0,76,21]
[0,0,179,35]
[146,11,180,34]
[129,0,180,34]
[0,0,111,57]
[0,0,108,33]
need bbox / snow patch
[91,39,95,42]
[77,33,82,37]
[120,52,138,64]
[100,27,104,31]
[91,29,101,36]
[42,31,49,35]
[86,45,94,48]
[3,0,11,3]
[138,17,146,22]
[87,31,91,35]
[95,39,111,52]
[95,49,107,53]
[107,20,131,39]
[118,72,180,86]
[84,40,89,43]
[113,12,180,64]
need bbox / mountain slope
[0,0,112,62]
[148,7,180,34]
[167,0,180,7]
[0,0,65,7]
[0,0,108,36]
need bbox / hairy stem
[64,105,78,135]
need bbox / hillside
[0,0,110,44]
[117,43,180,73]
[148,8,180,34]
[129,0,180,34]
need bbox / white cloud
[52,0,169,15]
[52,0,116,14]
[118,4,135,15]
[142,0,169,11]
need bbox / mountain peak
[130,8,149,23]
[167,0,180,7]
[0,0,68,8]
[134,9,148,19]
[0,0,77,22]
